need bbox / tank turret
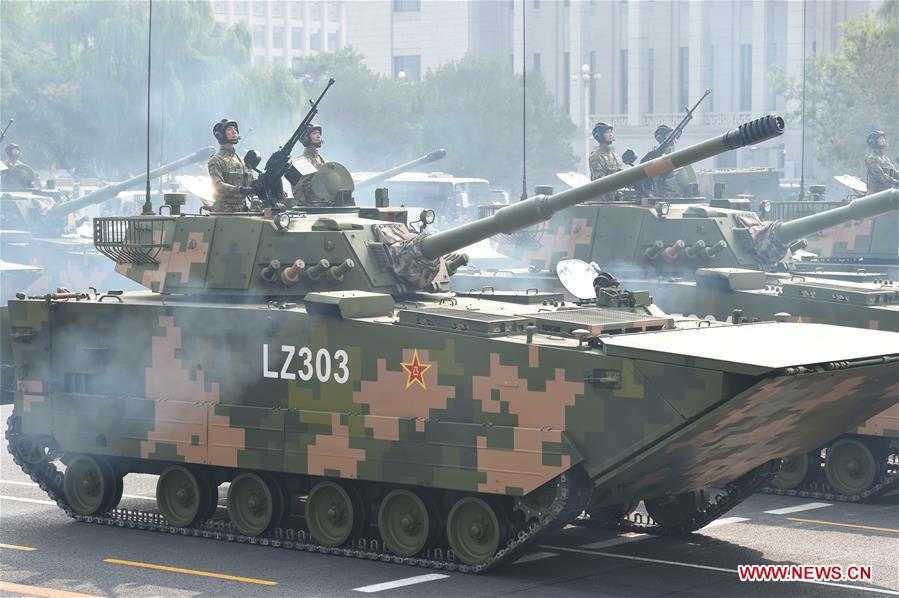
[96,116,785,296]
[354,149,447,194]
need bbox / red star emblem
[401,349,432,389]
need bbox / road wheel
[227,472,277,537]
[446,497,504,566]
[771,452,811,490]
[644,490,706,529]
[378,489,432,557]
[157,466,208,527]
[13,436,51,466]
[306,481,361,547]
[824,438,880,496]
[64,455,114,516]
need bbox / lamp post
[573,64,601,173]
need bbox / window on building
[619,49,628,113]
[273,27,285,49]
[292,27,304,49]
[234,2,247,16]
[328,31,338,51]
[393,55,421,81]
[310,28,321,50]
[254,25,265,48]
[707,45,715,111]
[563,52,570,115]
[328,2,340,20]
[533,52,541,73]
[272,2,284,18]
[589,50,597,114]
[740,44,752,111]
[213,1,227,15]
[290,1,303,19]
[253,2,265,17]
[647,48,655,113]
[310,1,322,19]
[393,0,420,12]
[678,47,689,109]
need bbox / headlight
[655,201,670,217]
[274,212,291,230]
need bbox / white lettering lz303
[263,344,349,383]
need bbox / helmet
[5,143,20,156]
[300,124,323,148]
[867,130,886,148]
[213,119,239,144]
[654,124,673,144]
[592,122,613,144]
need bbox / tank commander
[589,122,624,201]
[865,130,899,194]
[290,123,327,206]
[650,124,676,195]
[2,143,39,189]
[207,118,256,212]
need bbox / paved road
[2,412,897,597]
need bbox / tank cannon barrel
[47,146,215,219]
[773,188,899,245]
[355,149,447,192]
[419,115,784,260]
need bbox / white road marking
[122,493,156,501]
[2,478,154,501]
[540,545,899,595]
[579,532,649,550]
[514,551,558,564]
[0,495,56,506]
[1,480,38,487]
[702,516,750,529]
[353,574,450,593]
[764,502,832,515]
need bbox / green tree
[774,1,899,175]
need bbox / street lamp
[397,70,407,82]
[573,64,601,173]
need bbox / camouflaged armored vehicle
[7,115,899,571]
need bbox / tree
[774,1,899,175]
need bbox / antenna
[520,0,527,202]
[142,0,154,215]
[799,0,807,201]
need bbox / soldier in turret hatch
[865,131,899,194]
[290,123,327,206]
[2,143,39,189]
[589,122,624,201]
[207,118,257,212]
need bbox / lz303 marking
[263,344,349,383]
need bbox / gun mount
[96,115,784,297]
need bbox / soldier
[589,122,624,201]
[290,124,327,206]
[207,118,256,212]
[2,143,38,189]
[865,131,899,194]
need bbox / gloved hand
[238,186,254,195]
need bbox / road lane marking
[786,517,899,534]
[0,581,103,598]
[1,480,39,487]
[2,480,155,501]
[702,516,750,529]
[1,495,56,506]
[540,545,899,595]
[579,532,649,549]
[514,551,558,564]
[764,502,831,515]
[353,573,450,593]
[0,543,38,551]
[102,558,277,586]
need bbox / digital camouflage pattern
[866,150,899,194]
[208,146,253,212]
[589,145,624,201]
[291,147,327,207]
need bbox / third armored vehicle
[7,115,898,572]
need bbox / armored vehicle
[8,116,899,572]
[0,146,214,301]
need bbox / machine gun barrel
[47,146,215,219]
[420,114,785,260]
[355,149,447,192]
[772,188,899,246]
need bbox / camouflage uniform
[290,147,327,207]
[207,146,253,212]
[865,150,899,194]
[589,145,624,201]
[2,158,37,189]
